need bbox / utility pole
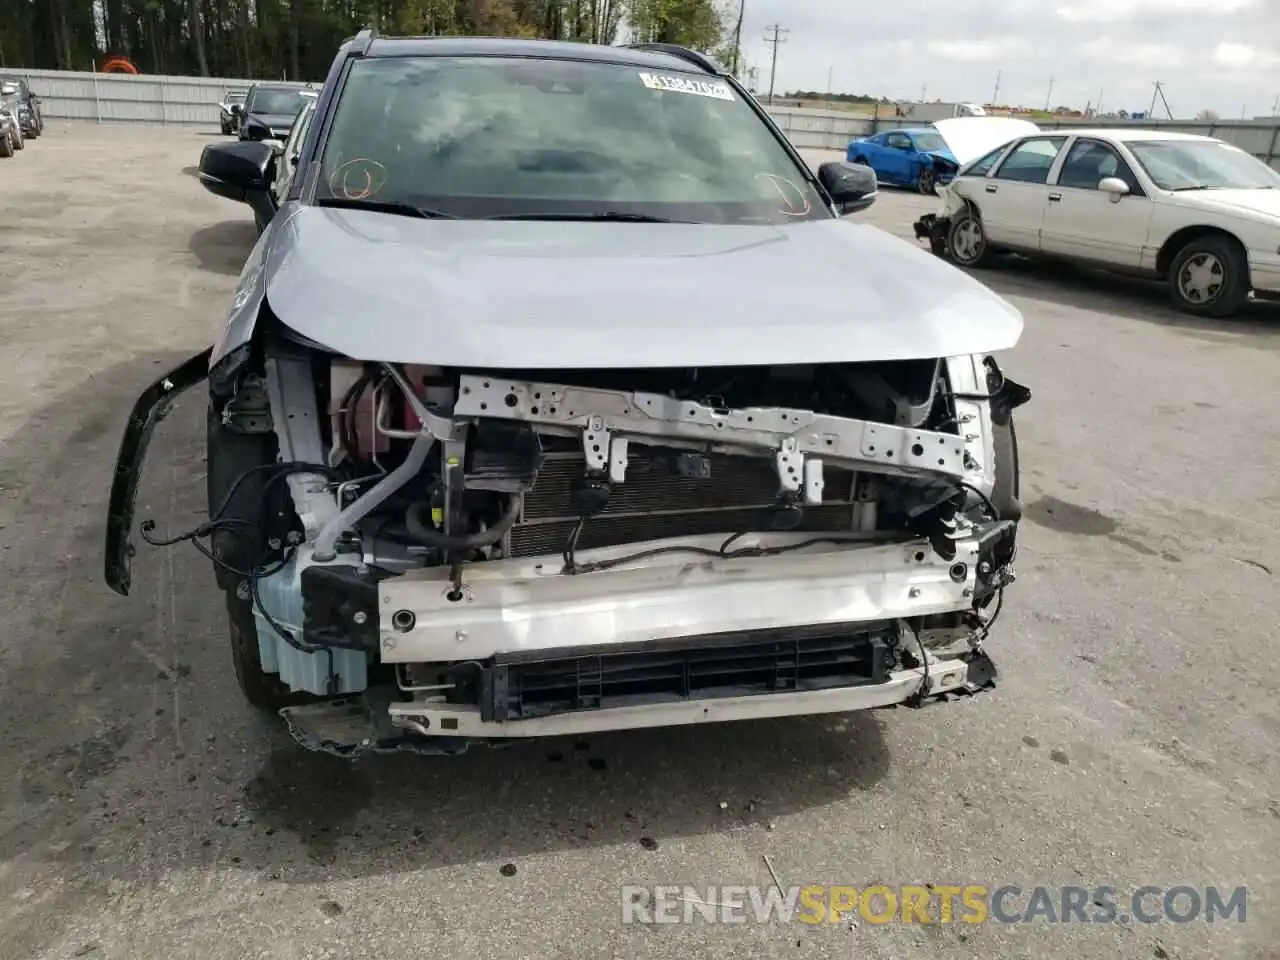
[762,23,788,105]
[1044,77,1054,112]
[991,68,1001,106]
[1096,88,1104,116]
[920,81,928,101]
[729,0,746,77]
[1148,81,1159,119]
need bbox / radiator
[507,448,860,558]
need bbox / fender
[210,211,279,372]
[104,349,212,595]
[106,220,282,595]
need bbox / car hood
[935,116,1040,167]
[1167,188,1280,221]
[260,206,1024,369]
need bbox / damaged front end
[107,329,1029,756]
[914,212,951,257]
[924,153,960,194]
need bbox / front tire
[917,167,936,195]
[0,133,12,158]
[1168,235,1250,317]
[947,209,994,268]
[11,126,22,150]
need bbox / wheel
[947,209,994,268]
[227,592,316,711]
[1168,235,1250,317]
[851,155,868,166]
[24,122,38,140]
[917,167,936,195]
[11,125,22,150]
[0,133,12,158]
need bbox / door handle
[1048,192,1062,202]
[985,184,998,194]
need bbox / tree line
[0,0,737,82]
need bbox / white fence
[763,104,1280,171]
[10,67,1280,170]
[9,68,272,126]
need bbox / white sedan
[913,128,1280,317]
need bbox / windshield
[247,87,307,116]
[912,132,947,152]
[1126,140,1280,190]
[314,56,829,224]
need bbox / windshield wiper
[314,197,456,219]
[1168,184,1216,192]
[486,211,683,223]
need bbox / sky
[734,0,1280,118]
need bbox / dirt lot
[1,124,1278,960]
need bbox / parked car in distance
[848,127,959,195]
[0,77,42,137]
[218,88,248,135]
[116,33,1022,759]
[0,108,16,157]
[237,82,315,142]
[915,128,1280,317]
[895,101,987,122]
[0,101,23,152]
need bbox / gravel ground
[0,126,1277,960]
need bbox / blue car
[846,127,959,195]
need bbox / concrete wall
[11,68,1280,170]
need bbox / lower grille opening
[463,623,895,722]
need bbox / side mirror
[198,140,279,230]
[817,161,878,215]
[230,103,243,116]
[1098,176,1130,201]
[263,138,285,153]
[241,116,271,141]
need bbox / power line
[762,23,788,105]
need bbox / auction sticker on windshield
[639,72,735,101]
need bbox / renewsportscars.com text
[620,884,1248,925]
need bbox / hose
[404,495,521,551]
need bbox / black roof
[362,35,719,75]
